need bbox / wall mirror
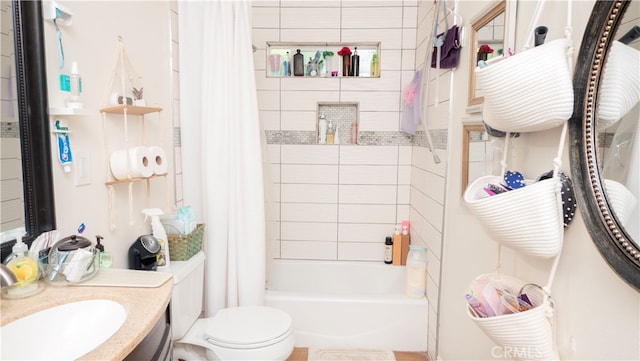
[467,0,517,111]
[1,0,22,235]
[570,0,640,291]
[461,124,492,195]
[0,0,55,259]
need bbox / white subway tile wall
[254,1,448,356]
[255,0,423,263]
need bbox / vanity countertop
[0,270,173,361]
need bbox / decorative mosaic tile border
[413,129,448,150]
[265,129,447,148]
[264,103,448,148]
[0,122,19,138]
[358,131,413,146]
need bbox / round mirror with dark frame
[570,0,640,291]
[0,0,56,260]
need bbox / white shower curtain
[179,0,265,316]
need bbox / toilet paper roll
[109,146,153,180]
[148,145,168,175]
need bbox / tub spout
[0,264,17,288]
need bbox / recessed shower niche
[267,42,380,78]
[316,103,359,145]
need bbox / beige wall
[438,1,640,360]
[42,1,175,269]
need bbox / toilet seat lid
[203,306,293,349]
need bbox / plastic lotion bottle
[66,61,83,109]
[318,112,327,144]
[406,245,427,298]
[391,225,402,265]
[351,121,358,144]
[142,208,170,269]
[293,49,304,76]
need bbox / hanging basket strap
[499,121,568,179]
[494,239,563,293]
[499,132,510,176]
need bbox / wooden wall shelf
[105,173,168,186]
[100,104,163,115]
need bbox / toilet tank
[167,251,205,340]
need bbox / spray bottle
[142,208,170,270]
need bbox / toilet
[167,251,295,361]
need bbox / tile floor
[286,348,430,361]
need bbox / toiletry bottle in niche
[351,47,360,76]
[293,49,304,76]
[334,122,340,144]
[318,112,327,144]
[351,121,358,144]
[342,55,351,77]
[384,236,393,264]
[326,119,335,144]
[401,223,410,265]
[283,51,290,77]
[392,225,402,265]
[370,53,380,77]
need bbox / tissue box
[161,216,186,235]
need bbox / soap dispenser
[2,230,41,297]
[95,235,112,268]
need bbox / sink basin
[1,299,126,360]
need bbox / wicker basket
[168,223,204,261]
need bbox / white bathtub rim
[265,289,427,304]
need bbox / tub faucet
[0,264,17,288]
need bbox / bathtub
[264,259,428,352]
